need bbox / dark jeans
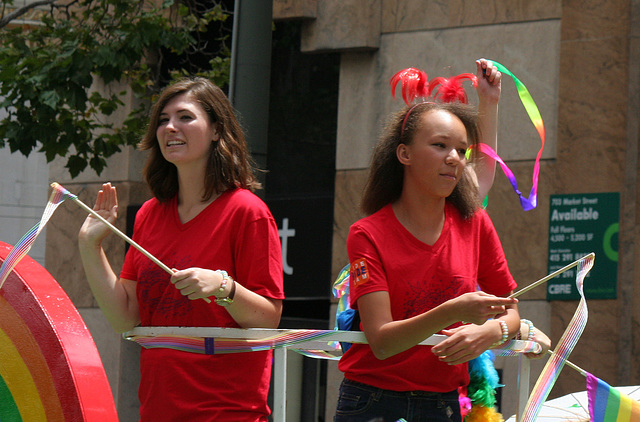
[334,378,462,422]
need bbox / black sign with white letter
[266,195,334,300]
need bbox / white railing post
[272,347,287,422]
[516,353,531,421]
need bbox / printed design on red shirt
[400,275,469,320]
[350,258,370,288]
[137,253,194,320]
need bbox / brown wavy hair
[360,101,482,218]
[138,77,261,202]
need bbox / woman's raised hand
[78,182,118,247]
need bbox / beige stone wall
[45,81,150,421]
[551,0,639,397]
[275,0,640,419]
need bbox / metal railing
[125,326,535,422]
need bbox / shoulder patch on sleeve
[350,258,370,288]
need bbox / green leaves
[0,0,231,177]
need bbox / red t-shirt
[338,202,516,392]
[121,188,284,421]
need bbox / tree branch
[0,0,57,29]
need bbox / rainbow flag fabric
[587,372,640,421]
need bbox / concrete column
[229,0,273,171]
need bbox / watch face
[215,297,233,307]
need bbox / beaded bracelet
[214,270,236,306]
[216,270,230,293]
[521,319,535,341]
[492,320,509,347]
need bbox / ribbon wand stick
[509,252,595,298]
[60,183,171,273]
[51,182,212,303]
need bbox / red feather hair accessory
[391,67,479,135]
[427,73,478,104]
[390,68,429,105]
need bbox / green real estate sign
[547,192,619,300]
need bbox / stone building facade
[271,0,640,419]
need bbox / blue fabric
[204,338,215,355]
[337,308,357,331]
[337,308,358,352]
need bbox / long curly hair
[360,101,482,218]
[138,77,261,202]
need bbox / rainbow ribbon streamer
[128,329,342,356]
[520,253,595,422]
[332,263,351,329]
[493,340,542,357]
[329,264,353,351]
[0,184,75,289]
[472,61,546,211]
[126,329,540,361]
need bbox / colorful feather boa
[462,350,505,422]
